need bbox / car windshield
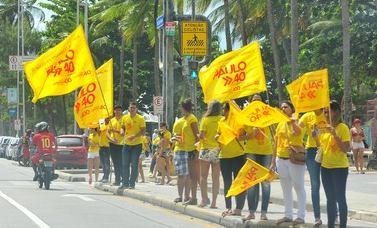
[57,137,83,147]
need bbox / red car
[55,135,88,169]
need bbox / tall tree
[236,0,247,46]
[223,0,232,51]
[153,0,161,96]
[290,0,299,80]
[341,0,351,124]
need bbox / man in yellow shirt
[99,118,110,183]
[121,102,146,189]
[107,105,124,186]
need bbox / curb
[56,170,86,182]
[95,183,316,228]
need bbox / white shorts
[88,152,99,159]
[352,142,364,150]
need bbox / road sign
[165,21,176,36]
[180,21,208,57]
[7,88,17,104]
[153,96,164,115]
[156,15,165,29]
[8,108,17,117]
[9,55,23,71]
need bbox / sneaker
[314,218,322,227]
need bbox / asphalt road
[0,159,221,228]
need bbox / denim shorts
[199,148,220,163]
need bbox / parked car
[55,135,88,169]
[8,138,21,160]
[4,137,16,159]
[0,136,10,158]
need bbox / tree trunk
[282,38,291,65]
[341,0,351,125]
[236,0,247,46]
[290,0,299,80]
[119,35,125,106]
[62,96,67,134]
[154,0,161,96]
[267,0,284,103]
[223,0,232,51]
[132,36,138,100]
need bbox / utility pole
[16,0,20,137]
[74,0,80,134]
[21,0,25,134]
[191,0,198,115]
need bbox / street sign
[180,21,208,57]
[9,55,23,71]
[165,21,176,36]
[7,88,17,104]
[156,15,165,29]
[8,108,17,117]
[153,96,164,115]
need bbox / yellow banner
[24,25,96,103]
[241,101,291,128]
[286,69,330,113]
[226,158,278,197]
[74,59,114,128]
[218,101,247,145]
[199,42,267,103]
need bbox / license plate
[44,161,53,167]
[59,151,71,155]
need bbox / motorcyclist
[30,122,58,181]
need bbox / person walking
[299,109,327,226]
[138,133,150,183]
[121,101,146,189]
[350,118,366,174]
[198,100,222,209]
[155,130,173,185]
[270,101,306,226]
[99,118,110,183]
[88,128,100,185]
[107,105,124,186]
[217,103,246,217]
[314,101,351,228]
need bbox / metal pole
[21,0,25,134]
[84,0,88,39]
[191,0,197,115]
[162,0,167,123]
[16,0,20,137]
[166,0,174,126]
[74,0,80,134]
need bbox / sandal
[276,217,292,225]
[292,218,305,226]
[242,212,255,221]
[183,198,198,205]
[174,197,182,203]
[228,209,242,216]
[209,205,218,209]
[222,209,232,217]
[198,198,210,208]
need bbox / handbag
[285,123,306,165]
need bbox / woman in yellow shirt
[198,100,222,208]
[217,102,246,217]
[270,101,306,226]
[314,101,350,228]
[88,128,100,185]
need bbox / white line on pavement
[0,190,50,228]
[62,194,96,202]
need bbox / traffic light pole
[191,0,198,115]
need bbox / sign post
[180,21,208,57]
[9,56,23,71]
[153,96,164,116]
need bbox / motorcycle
[37,154,57,190]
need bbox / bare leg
[156,157,166,184]
[94,157,100,182]
[359,149,365,172]
[138,158,145,182]
[352,149,359,172]
[199,160,210,207]
[211,162,221,208]
[88,158,93,184]
[188,154,200,201]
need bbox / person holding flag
[270,101,306,226]
[216,103,246,217]
[99,118,111,183]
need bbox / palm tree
[236,0,247,46]
[341,0,351,124]
[223,0,232,51]
[0,0,44,28]
[290,0,299,80]
[153,0,161,96]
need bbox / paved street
[0,159,220,228]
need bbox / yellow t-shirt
[244,126,273,155]
[99,124,110,147]
[161,130,172,149]
[217,117,244,158]
[153,136,160,146]
[109,117,124,145]
[141,136,150,152]
[299,112,327,148]
[275,121,304,158]
[88,133,100,153]
[199,116,222,150]
[319,123,350,169]
[122,114,146,146]
[181,114,198,151]
[173,118,185,152]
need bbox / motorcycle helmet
[35,121,49,133]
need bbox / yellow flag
[74,59,114,128]
[286,69,330,113]
[218,101,247,145]
[24,25,96,103]
[226,158,278,197]
[241,101,291,128]
[199,42,267,103]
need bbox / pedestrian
[180,99,200,205]
[350,118,366,174]
[149,134,160,179]
[172,116,191,203]
[99,118,111,183]
[198,100,222,209]
[314,101,350,228]
[107,105,124,186]
[88,128,100,184]
[155,130,173,185]
[138,133,150,183]
[270,101,306,226]
[242,94,274,221]
[121,101,146,189]
[299,109,327,226]
[217,103,246,217]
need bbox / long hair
[204,100,222,117]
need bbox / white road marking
[0,190,50,228]
[62,194,96,202]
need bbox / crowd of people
[84,96,368,228]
